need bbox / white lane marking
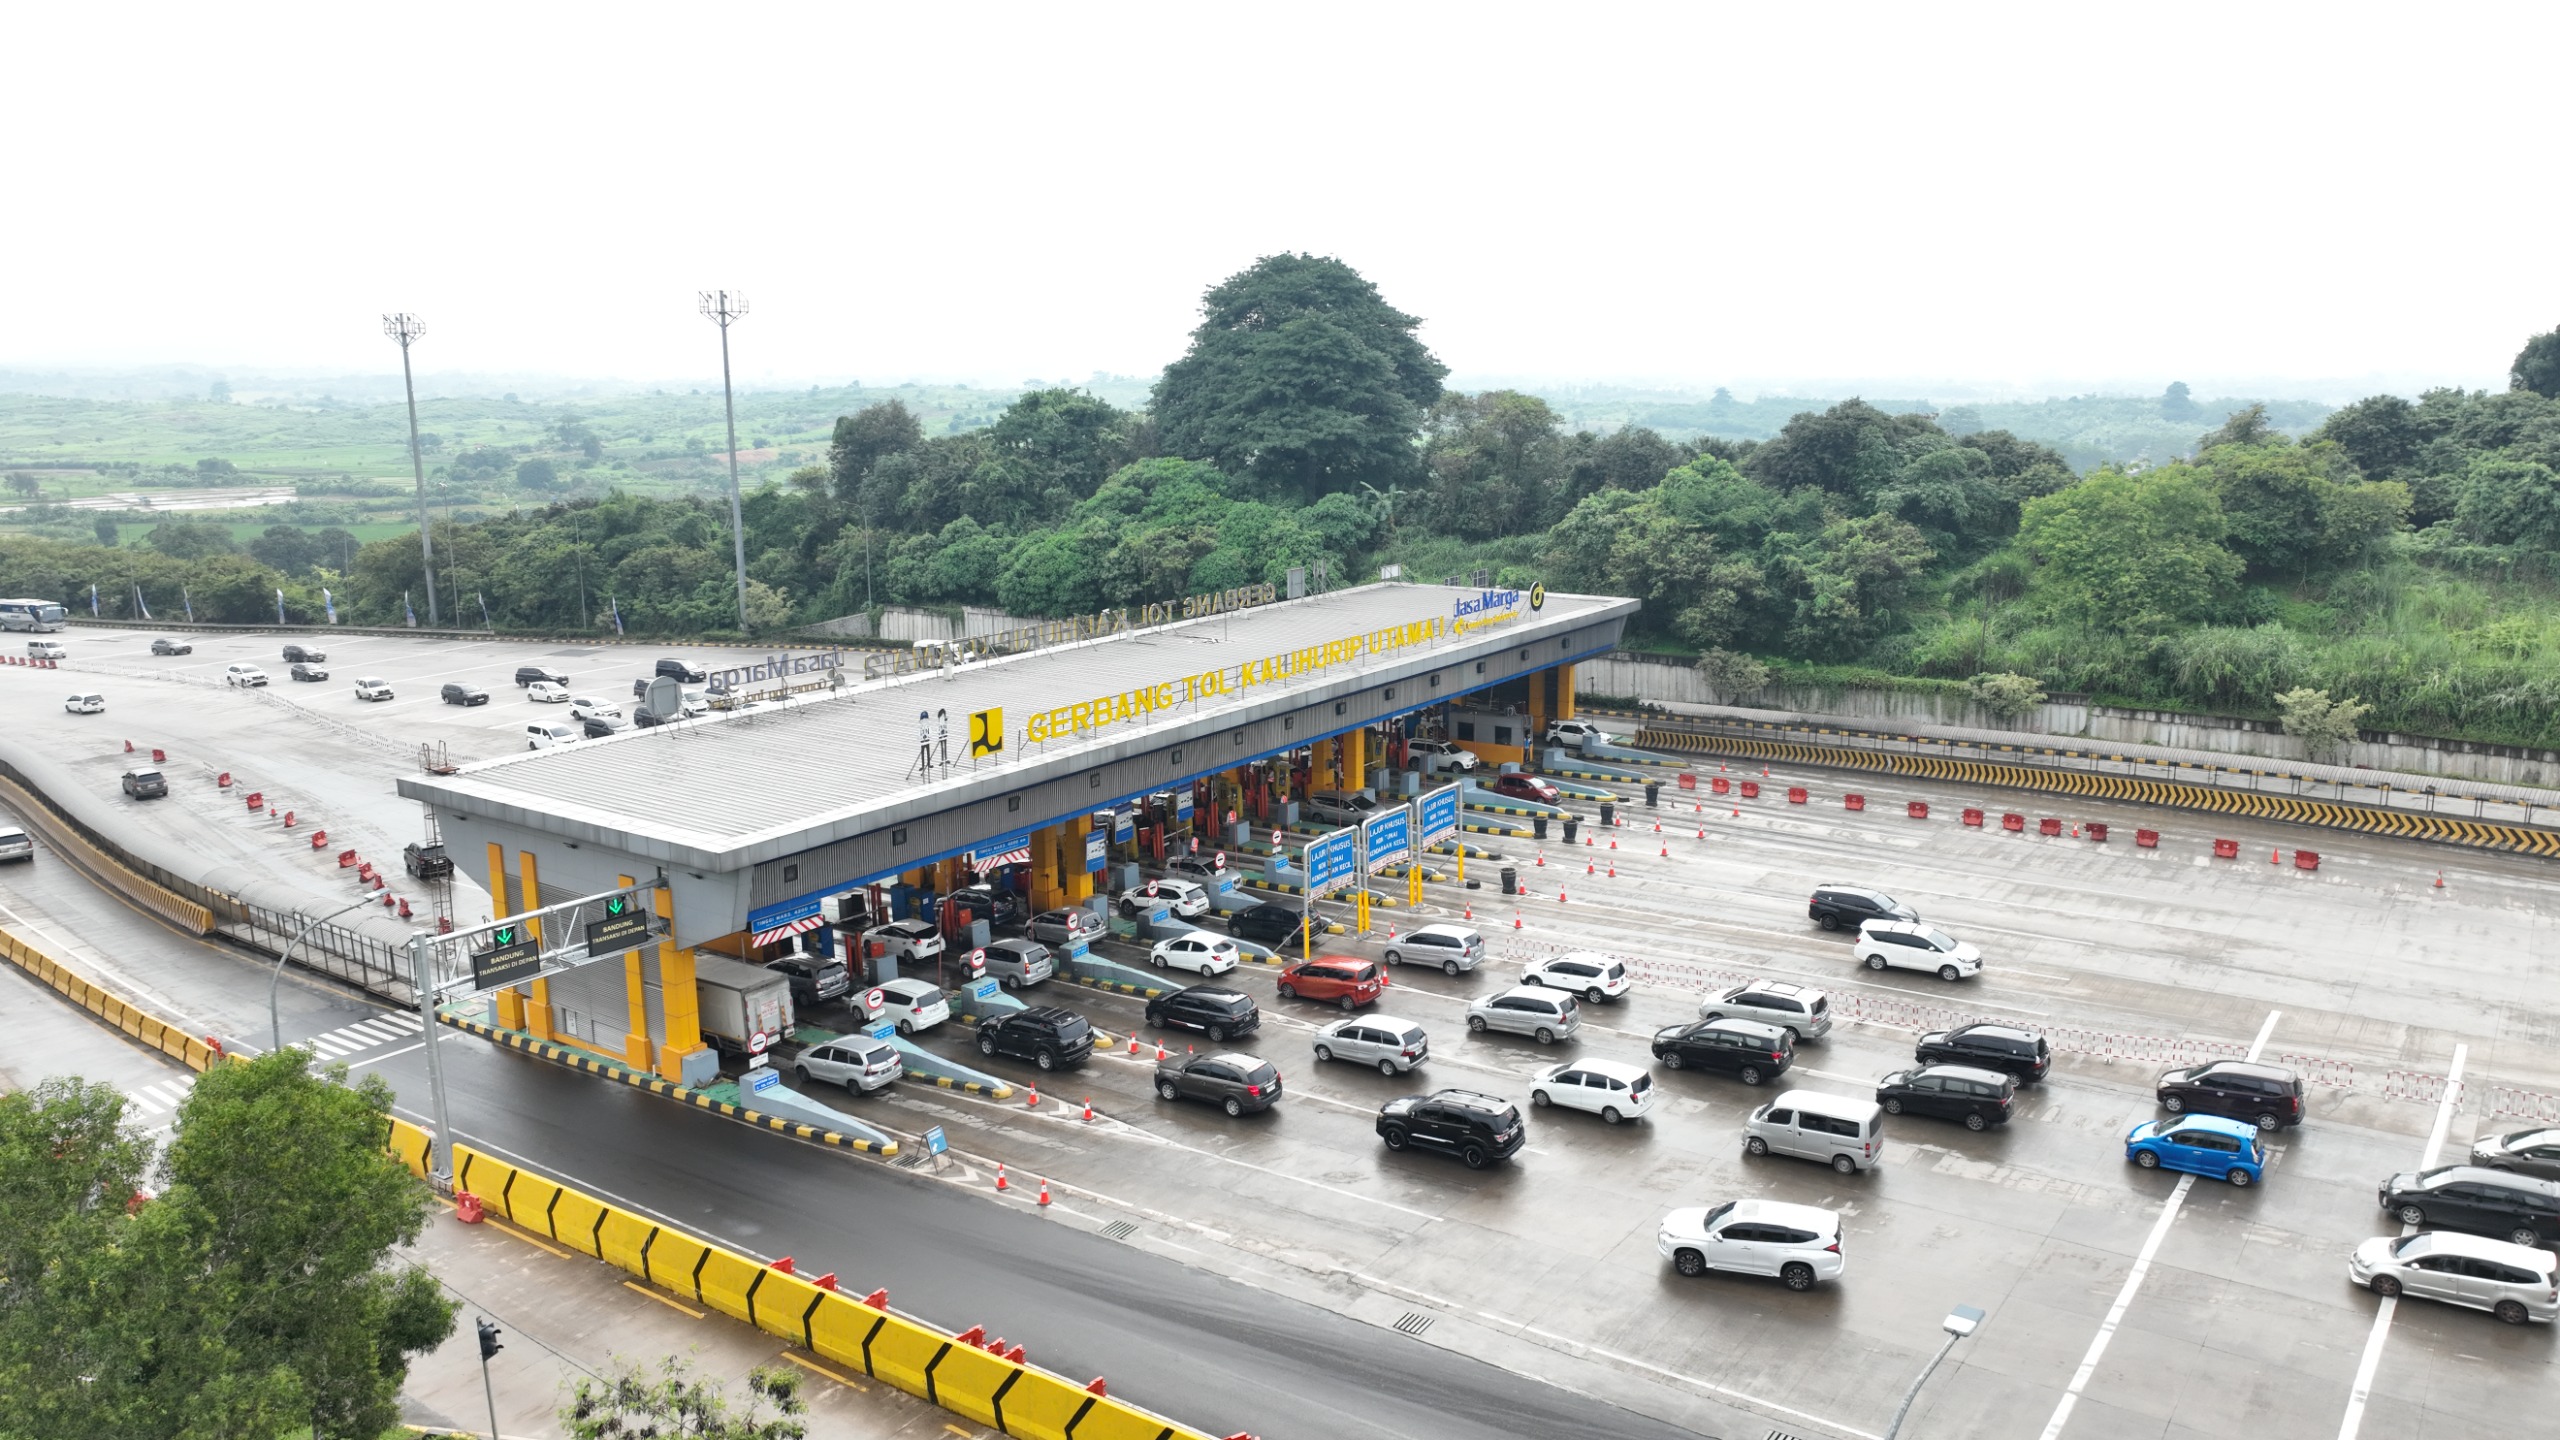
[2336,1043,2467,1440]
[2039,1007,2279,1440]
[348,1042,425,1069]
[301,1033,358,1057]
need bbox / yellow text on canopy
[1025,616,1446,745]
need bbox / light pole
[698,289,752,632]
[383,313,440,626]
[269,894,386,1054]
[1884,1304,1984,1440]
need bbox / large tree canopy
[2017,467,2242,635]
[1151,254,1447,502]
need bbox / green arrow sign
[606,896,627,917]
[492,925,517,946]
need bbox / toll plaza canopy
[402,581,1636,947]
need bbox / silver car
[982,937,1055,989]
[1029,908,1107,946]
[1383,923,1485,975]
[1466,986,1581,1045]
[2349,1230,2558,1324]
[1700,980,1833,1043]
[0,825,32,863]
[794,1036,902,1094]
[1312,1015,1430,1075]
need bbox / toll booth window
[1457,721,1476,741]
[1494,726,1513,745]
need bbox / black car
[1227,902,1310,948]
[402,842,453,881]
[1651,1018,1794,1086]
[1155,1051,1281,1116]
[2157,1060,2305,1130]
[1876,1064,2016,1131]
[977,1006,1095,1072]
[581,713,631,739]
[1377,1089,1525,1170]
[150,637,192,656]
[515,664,569,687]
[943,886,1018,930]
[1916,1022,2051,1083]
[765,956,850,1007]
[632,706,669,729]
[440,682,489,706]
[288,661,328,682]
[1809,884,1919,932]
[1144,984,1260,1041]
[2472,1127,2560,1182]
[2380,1166,2560,1248]
[656,658,707,683]
[281,644,327,663]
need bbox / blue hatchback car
[2126,1114,2264,1186]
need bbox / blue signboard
[746,892,823,934]
[1175,790,1194,821]
[868,1021,898,1041]
[971,978,1001,1002]
[747,1068,781,1095]
[1417,784,1460,847]
[968,830,1031,864]
[1084,829,1106,874]
[1361,804,1412,873]
[1112,809,1135,841]
[1304,828,1358,897]
[925,1125,949,1156]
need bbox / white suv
[1854,920,1982,981]
[525,721,580,750]
[1383,923,1484,975]
[1659,1199,1845,1290]
[1121,878,1210,919]
[865,919,945,965]
[353,677,394,701]
[1520,950,1630,1003]
[1405,738,1480,773]
[224,663,269,687]
[1150,932,1241,976]
[1546,719,1608,747]
[1530,1058,1657,1123]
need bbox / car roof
[1722,1198,1842,1231]
[1541,950,1614,965]
[1565,1058,1648,1082]
[1015,1005,1080,1024]
[1859,918,1927,935]
[2199,1060,2298,1080]
[1741,980,1822,999]
[987,937,1042,953]
[1951,1023,2039,1043]
[1203,1051,1267,1068]
[1302,954,1369,970]
[1694,1016,1788,1039]
[878,977,938,996]
[1916,1064,2013,1086]
[2400,1230,2559,1269]
[1174,985,1246,1002]
[1430,1088,1514,1111]
[2163,1114,2262,1139]
[1491,985,1568,1002]
[1414,923,1478,940]
[2413,1165,2560,1196]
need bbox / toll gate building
[400,581,1636,1083]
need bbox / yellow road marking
[622,1279,704,1318]
[780,1351,867,1391]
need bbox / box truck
[695,956,797,1060]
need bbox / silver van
[795,1036,903,1094]
[1384,923,1485,975]
[1313,1014,1430,1075]
[981,937,1055,989]
[1467,986,1581,1045]
[1746,1089,1886,1173]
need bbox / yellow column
[1556,661,1577,720]
[486,844,528,1031]
[1312,737,1338,791]
[1528,669,1551,746]
[1344,727,1367,792]
[653,882,705,1082]
[519,849,554,1042]
[1030,825,1064,910]
[618,873,654,1071]
[1063,822,1094,905]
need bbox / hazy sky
[11,4,2553,397]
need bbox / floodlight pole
[412,932,454,1184]
[1884,1304,1984,1440]
[383,313,440,626]
[699,289,753,632]
[269,894,381,1053]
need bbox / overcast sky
[10,3,2552,398]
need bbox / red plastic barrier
[1844,793,1866,812]
[1676,772,1696,791]
[1711,776,1731,795]
[123,739,133,753]
[2086,822,2108,843]
[1907,801,1929,820]
[437,917,454,935]
[2294,850,2321,871]
[455,1192,484,1224]
[1962,807,1985,827]
[2038,817,2062,836]
[281,810,295,827]
[151,748,166,764]
[2001,813,2025,832]
[1739,781,1759,799]
[217,771,231,788]
[2212,838,2240,859]
[397,898,413,918]
[337,849,357,868]
[1787,787,1808,804]
[369,875,385,891]
[2135,828,2159,848]
[244,791,264,810]
[310,831,327,849]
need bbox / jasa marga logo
[1452,583,1544,632]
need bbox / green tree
[2017,467,2242,635]
[517,457,560,489]
[2160,381,2198,420]
[145,519,239,560]
[2198,404,2275,450]
[827,400,923,504]
[986,388,1135,513]
[1421,390,1569,537]
[93,515,119,546]
[2454,457,2560,551]
[3,473,36,501]
[1693,648,1771,701]
[1742,400,1934,508]
[195,456,238,475]
[562,1356,807,1440]
[2311,393,2422,479]
[1152,253,1447,502]
[2513,324,2560,400]
[247,524,323,574]
[2274,686,2371,762]
[1966,671,2047,720]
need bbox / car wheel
[1865,954,1887,971]
[1378,1058,1399,1077]
[1276,983,1295,999]
[1156,1081,1180,1102]
[2162,1095,2186,1113]
[1745,1136,1769,1157]
[1674,1248,1706,1277]
[1938,965,1962,982]
[1442,959,1461,976]
[2495,1299,2531,1325]
[896,1020,913,1036]
[1150,953,1165,969]
[2134,1150,2160,1168]
[1383,949,1402,965]
[977,1034,997,1055]
[1222,1097,1243,1117]
[2510,1226,2543,1249]
[1964,1112,1988,1132]
[2368,1274,2401,1298]
[1784,1028,1802,1045]
[1338,996,1356,1012]
[1830,1153,1857,1175]
[1314,1045,1333,1063]
[2253,1113,2281,1131]
[1001,976,1018,991]
[1531,1090,1551,1108]
[1382,1125,1409,1151]
[1663,1052,1686,1071]
[1467,1016,1487,1033]
[1780,1262,1816,1291]
[1461,1144,1490,1170]
[1035,1051,1055,1072]
[845,1077,864,1096]
[1206,1024,1229,1042]
[1883,1097,1904,1115]
[2226,1168,2252,1187]
[1534,1027,1555,1045]
[1585,987,1605,1004]
[794,1066,811,1083]
[1817,913,1839,931]
[1602,1107,1623,1125]
[1739,1066,1763,1085]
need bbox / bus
[0,599,69,633]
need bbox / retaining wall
[799,605,1027,643]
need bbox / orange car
[1276,955,1387,1011]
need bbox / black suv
[2380,1166,2560,1248]
[1651,1018,1794,1086]
[1809,885,1919,931]
[150,637,192,656]
[2157,1060,2305,1130]
[1227,902,1309,948]
[440,682,489,706]
[943,886,1018,930]
[765,956,850,1007]
[978,1006,1095,1072]
[281,643,327,663]
[1876,1064,2016,1131]
[1144,984,1260,1041]
[1154,1051,1281,1115]
[582,713,629,739]
[515,664,569,686]
[288,661,328,682]
[1916,1023,2051,1083]
[656,657,707,683]
[1377,1089,1525,1170]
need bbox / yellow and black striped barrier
[1636,728,2560,858]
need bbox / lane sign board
[585,896,653,956]
[470,924,541,990]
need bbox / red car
[1275,955,1387,1011]
[1489,773,1561,805]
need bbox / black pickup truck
[403,842,454,881]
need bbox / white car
[1659,1199,1845,1290]
[1520,950,1631,1003]
[1311,1015,1429,1075]
[871,977,950,1035]
[1545,719,1610,748]
[224,663,269,687]
[64,692,105,714]
[567,695,622,722]
[525,721,580,750]
[1121,878,1210,919]
[28,640,69,660]
[1530,1057,1658,1123]
[865,919,945,965]
[354,677,395,701]
[1150,933,1241,976]
[1854,920,1983,981]
[2347,1230,2558,1325]
[795,1035,903,1093]
[527,680,571,703]
[1404,738,1480,773]
[679,686,710,717]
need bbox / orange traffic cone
[1586,834,1594,847]
[1586,860,1595,875]
[995,1164,1009,1192]
[1127,1032,1141,1055]
[1609,837,1618,850]
[1463,905,1473,920]
[1558,888,1569,904]
[1659,842,1668,858]
[2271,848,2281,865]
[1653,821,1661,833]
[2071,825,2081,839]
[1535,850,1545,867]
[1512,911,1523,929]
[1607,863,1616,878]
[1081,1097,1094,1122]
[1026,1084,1040,1109]
[1695,827,1704,840]
[1037,1179,1052,1207]
[1154,1042,1168,1061]
[2434,871,2445,889]
[1731,806,1739,818]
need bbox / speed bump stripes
[442,1012,898,1156]
[1637,728,2560,857]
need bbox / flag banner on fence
[133,584,150,621]
[478,592,492,629]
[182,585,195,623]
[275,588,286,625]
[404,592,417,628]
[323,587,336,624]
[89,584,98,616]
[609,596,624,635]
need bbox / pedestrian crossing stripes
[293,1010,427,1058]
[124,1075,195,1117]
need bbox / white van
[525,722,580,750]
[29,640,68,660]
[1745,1089,1886,1174]
[63,692,105,714]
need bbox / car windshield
[1919,928,1957,950]
[1701,1200,1735,1226]
[2389,1234,2427,1258]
